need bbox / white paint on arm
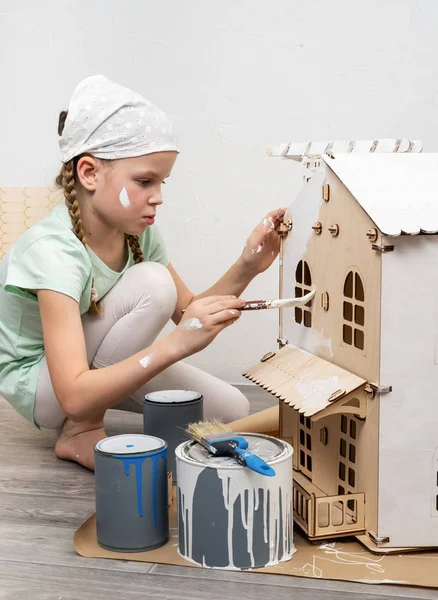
[179,318,203,330]
[139,353,153,368]
[251,243,264,254]
[263,217,275,231]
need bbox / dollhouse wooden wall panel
[281,160,382,383]
[280,158,382,535]
[379,234,438,547]
[325,153,438,547]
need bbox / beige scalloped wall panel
[0,187,63,259]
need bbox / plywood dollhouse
[244,138,438,552]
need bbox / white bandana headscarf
[59,75,178,163]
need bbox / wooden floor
[0,386,435,600]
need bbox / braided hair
[56,111,144,315]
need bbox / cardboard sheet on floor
[74,492,438,588]
[74,414,438,587]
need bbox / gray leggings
[34,261,250,429]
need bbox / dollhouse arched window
[295,260,313,327]
[343,270,365,350]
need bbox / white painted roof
[243,345,365,418]
[323,153,438,236]
[267,138,422,160]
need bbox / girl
[0,75,286,470]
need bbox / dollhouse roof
[243,345,365,418]
[322,153,438,237]
[268,138,423,159]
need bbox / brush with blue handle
[186,420,276,477]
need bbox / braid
[62,161,87,244]
[126,234,144,264]
[56,110,101,315]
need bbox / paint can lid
[95,434,166,456]
[180,433,287,468]
[143,390,203,405]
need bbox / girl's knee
[231,388,251,420]
[124,262,177,317]
[218,386,250,423]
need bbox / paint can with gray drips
[176,434,295,570]
[143,390,203,482]
[94,434,168,552]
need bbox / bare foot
[55,417,106,471]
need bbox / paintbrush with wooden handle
[241,289,315,311]
[186,420,276,477]
[181,289,315,315]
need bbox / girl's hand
[169,295,245,358]
[239,208,288,276]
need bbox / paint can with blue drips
[94,434,168,552]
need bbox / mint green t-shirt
[0,201,169,425]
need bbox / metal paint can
[176,434,295,570]
[94,434,168,552]
[143,390,203,482]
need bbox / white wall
[1,0,438,383]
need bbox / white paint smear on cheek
[139,354,153,368]
[119,186,131,208]
[180,318,203,330]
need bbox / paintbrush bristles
[186,419,232,441]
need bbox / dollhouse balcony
[243,345,368,421]
[243,345,368,541]
[293,470,366,540]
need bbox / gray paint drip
[192,469,230,567]
[176,435,295,570]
